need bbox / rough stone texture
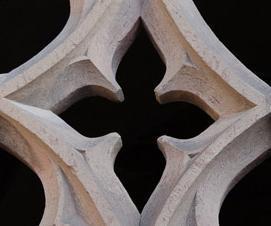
[1,0,271,225]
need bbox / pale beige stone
[1,0,271,225]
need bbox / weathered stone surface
[1,0,271,225]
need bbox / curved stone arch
[194,113,271,226]
[0,0,271,225]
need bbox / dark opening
[220,155,271,226]
[193,0,271,84]
[0,148,45,225]
[0,0,70,73]
[60,25,214,211]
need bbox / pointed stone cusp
[157,135,192,163]
[77,133,140,226]
[158,135,201,158]
[154,52,200,105]
[67,56,124,102]
[140,135,191,226]
[5,54,125,114]
[80,132,122,168]
[154,53,253,120]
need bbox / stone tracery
[0,0,271,225]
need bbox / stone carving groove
[1,0,271,225]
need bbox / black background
[0,0,271,225]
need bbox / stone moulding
[1,0,271,225]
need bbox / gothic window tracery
[0,0,271,225]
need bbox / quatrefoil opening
[60,26,214,211]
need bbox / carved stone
[1,0,271,225]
